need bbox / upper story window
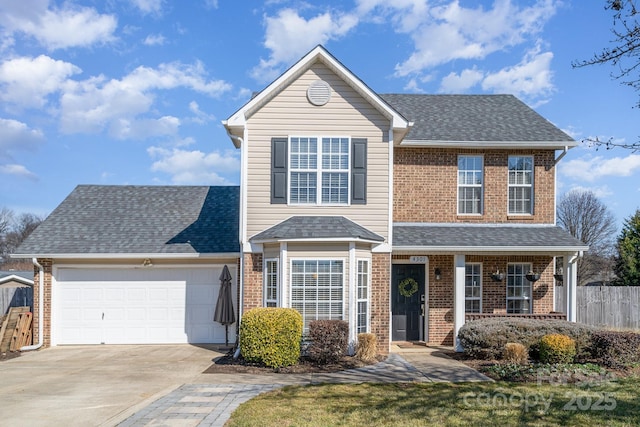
[271,137,367,206]
[508,156,533,214]
[458,155,483,214]
[290,137,349,205]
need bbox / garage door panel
[55,266,236,345]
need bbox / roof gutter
[21,258,43,351]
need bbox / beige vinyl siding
[245,61,391,241]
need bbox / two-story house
[15,46,586,353]
[223,45,587,353]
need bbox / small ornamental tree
[613,209,640,286]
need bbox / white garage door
[54,266,236,345]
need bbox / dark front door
[391,263,425,341]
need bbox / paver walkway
[116,346,491,426]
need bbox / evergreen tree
[613,209,640,285]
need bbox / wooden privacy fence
[0,287,33,315]
[555,285,640,330]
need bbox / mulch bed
[0,351,20,362]
[203,351,381,374]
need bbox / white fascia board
[393,245,589,253]
[11,252,241,260]
[223,46,410,135]
[250,237,384,245]
[399,140,578,149]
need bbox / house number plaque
[409,256,427,263]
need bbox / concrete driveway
[0,344,223,426]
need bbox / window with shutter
[271,138,288,204]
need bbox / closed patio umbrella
[213,265,235,347]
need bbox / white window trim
[506,262,533,314]
[264,258,279,307]
[507,155,534,215]
[457,155,484,215]
[289,257,347,330]
[288,136,351,207]
[356,258,371,334]
[464,262,482,313]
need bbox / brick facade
[242,253,263,313]
[393,148,556,224]
[33,258,53,348]
[370,253,391,355]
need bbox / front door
[391,263,425,341]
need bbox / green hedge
[458,318,596,360]
[239,307,303,368]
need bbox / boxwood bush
[239,307,303,368]
[539,334,576,364]
[458,318,596,360]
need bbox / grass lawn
[227,377,640,426]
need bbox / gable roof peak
[223,45,410,146]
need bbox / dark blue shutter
[271,137,288,204]
[351,138,367,204]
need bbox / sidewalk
[116,345,491,426]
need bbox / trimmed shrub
[504,343,528,365]
[539,334,576,364]
[458,318,595,360]
[307,319,349,364]
[356,333,378,363]
[591,330,640,368]
[239,307,303,368]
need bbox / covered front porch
[392,223,589,351]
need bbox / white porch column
[565,253,578,322]
[453,254,466,352]
[348,242,357,353]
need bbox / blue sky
[1,0,639,230]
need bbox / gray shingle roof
[15,185,240,256]
[393,224,587,251]
[381,94,574,143]
[251,216,384,242]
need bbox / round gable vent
[307,80,331,106]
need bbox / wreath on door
[398,277,419,297]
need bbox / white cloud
[204,0,218,9]
[0,55,81,109]
[481,46,554,99]
[0,118,44,159]
[439,67,484,92]
[110,116,181,140]
[148,146,240,184]
[387,0,559,76]
[143,34,165,46]
[0,163,37,180]
[560,154,640,182]
[187,101,215,124]
[565,184,613,199]
[59,61,231,137]
[0,2,117,50]
[252,8,358,82]
[130,0,164,15]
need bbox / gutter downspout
[21,258,44,351]
[225,126,244,359]
[554,146,569,165]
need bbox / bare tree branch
[557,189,618,285]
